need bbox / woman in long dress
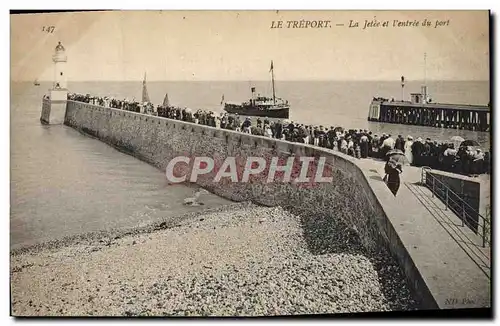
[384,159,402,196]
[265,125,273,137]
[404,135,414,165]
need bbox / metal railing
[420,167,490,248]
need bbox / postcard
[10,10,491,317]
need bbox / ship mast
[270,60,276,105]
[424,52,427,85]
[422,52,428,103]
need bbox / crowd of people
[68,93,146,113]
[66,93,490,177]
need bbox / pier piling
[368,98,490,132]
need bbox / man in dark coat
[256,118,262,129]
[270,122,276,138]
[318,126,327,147]
[282,127,290,141]
[242,117,252,133]
[395,135,405,151]
[359,134,369,158]
[379,133,388,145]
[274,120,283,139]
[411,138,425,166]
[298,124,307,143]
[313,126,319,146]
[326,127,335,149]
[227,115,234,130]
[421,138,432,167]
[366,131,374,157]
[220,114,228,129]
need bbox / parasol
[333,126,344,134]
[450,135,465,147]
[460,140,480,147]
[386,149,409,165]
[450,135,464,142]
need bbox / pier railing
[421,167,490,248]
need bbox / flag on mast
[269,60,274,73]
[142,72,151,104]
[162,92,170,107]
[220,94,225,105]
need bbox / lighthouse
[40,41,69,125]
[52,41,67,89]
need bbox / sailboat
[141,72,156,115]
[34,79,40,86]
[223,60,290,119]
[156,92,172,118]
[162,92,170,107]
[158,51,173,118]
[142,72,151,104]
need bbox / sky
[10,10,490,82]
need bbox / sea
[10,80,490,249]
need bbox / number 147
[42,26,55,33]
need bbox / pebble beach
[11,202,418,316]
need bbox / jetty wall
[64,101,438,308]
[40,98,51,123]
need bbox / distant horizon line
[14,79,490,83]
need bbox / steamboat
[223,61,290,119]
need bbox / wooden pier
[368,96,490,132]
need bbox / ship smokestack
[251,87,256,105]
[270,60,276,105]
[421,85,428,104]
[422,52,428,104]
[401,76,405,101]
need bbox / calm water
[10,82,232,249]
[10,80,490,248]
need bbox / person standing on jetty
[274,120,283,139]
[411,137,425,166]
[234,115,242,132]
[405,136,414,165]
[395,135,405,151]
[381,134,395,157]
[384,158,403,196]
[256,117,262,129]
[359,133,369,158]
[242,117,252,133]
